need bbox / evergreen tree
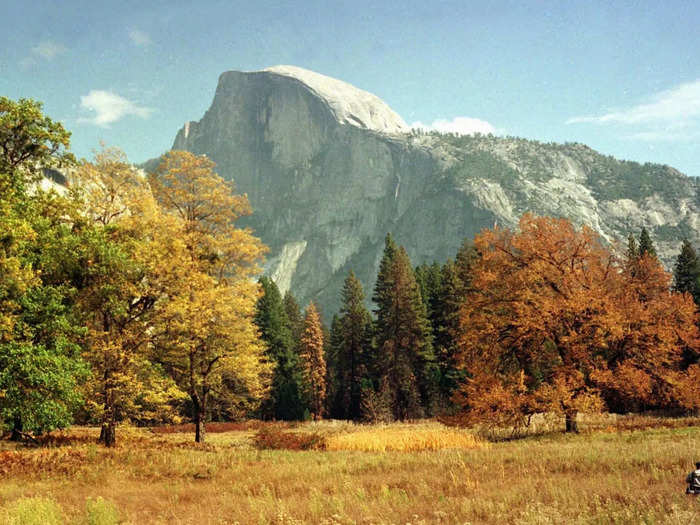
[335,271,373,420]
[326,314,343,418]
[254,277,305,420]
[373,236,436,420]
[299,302,326,420]
[454,240,478,296]
[639,227,657,258]
[432,260,466,410]
[283,291,304,349]
[674,239,700,305]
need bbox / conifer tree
[639,227,657,258]
[674,239,700,306]
[432,260,466,409]
[254,277,305,420]
[335,271,373,420]
[299,302,326,420]
[283,291,304,349]
[373,236,436,420]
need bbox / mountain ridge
[159,66,699,316]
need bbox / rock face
[169,66,700,317]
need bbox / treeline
[3,97,700,445]
[254,236,476,422]
[256,222,700,430]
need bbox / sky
[2,0,699,176]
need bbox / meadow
[1,417,700,524]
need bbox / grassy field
[1,418,700,524]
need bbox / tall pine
[674,239,700,306]
[299,302,326,420]
[335,271,373,420]
[639,227,657,258]
[254,277,305,420]
[373,235,436,420]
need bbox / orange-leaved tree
[299,302,326,420]
[455,214,700,433]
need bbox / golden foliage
[456,214,700,429]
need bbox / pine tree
[254,277,305,420]
[373,237,436,420]
[639,227,657,258]
[454,240,478,296]
[334,271,373,420]
[283,291,304,349]
[432,260,466,410]
[299,302,326,420]
[674,239,700,306]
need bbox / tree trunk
[565,411,579,433]
[9,415,23,442]
[100,421,116,447]
[192,394,206,443]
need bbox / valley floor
[1,419,699,524]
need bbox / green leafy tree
[0,96,74,194]
[0,98,85,440]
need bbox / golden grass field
[2,417,700,524]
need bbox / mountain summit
[167,67,700,315]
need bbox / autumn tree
[373,235,436,420]
[69,147,184,446]
[456,215,700,433]
[149,150,270,442]
[595,246,700,411]
[299,302,326,419]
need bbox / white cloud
[129,29,152,47]
[32,41,67,60]
[78,90,153,127]
[567,79,700,125]
[411,116,497,136]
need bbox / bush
[2,497,64,525]
[84,497,120,525]
[252,426,325,450]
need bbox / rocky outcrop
[168,66,700,317]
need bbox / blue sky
[2,0,699,176]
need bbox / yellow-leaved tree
[70,147,186,446]
[149,150,271,442]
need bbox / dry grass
[1,417,700,524]
[324,423,486,452]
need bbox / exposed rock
[165,66,700,317]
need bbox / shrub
[84,497,120,525]
[252,427,325,450]
[2,497,64,525]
